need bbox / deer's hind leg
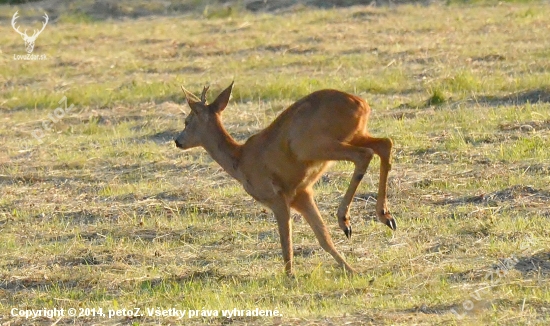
[293,138,374,238]
[350,135,395,230]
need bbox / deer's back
[253,89,370,149]
[239,89,371,198]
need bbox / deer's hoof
[343,226,352,239]
[385,219,397,231]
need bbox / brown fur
[175,83,395,274]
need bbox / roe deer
[174,82,395,274]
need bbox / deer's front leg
[291,189,356,273]
[268,197,293,275]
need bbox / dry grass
[1,1,550,325]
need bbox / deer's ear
[181,86,200,111]
[209,81,234,113]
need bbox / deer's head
[12,11,49,54]
[175,82,234,150]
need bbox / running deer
[174,82,395,274]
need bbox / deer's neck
[202,120,243,181]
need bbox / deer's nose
[174,140,183,148]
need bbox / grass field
[1,1,550,325]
